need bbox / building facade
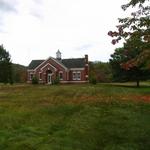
[27,50,89,84]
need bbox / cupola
[56,49,61,60]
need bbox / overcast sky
[0,0,132,66]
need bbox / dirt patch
[134,95,150,103]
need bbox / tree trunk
[136,79,140,88]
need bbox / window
[30,73,33,80]
[72,71,81,80]
[39,73,42,80]
[76,72,81,80]
[59,72,63,80]
[73,72,76,80]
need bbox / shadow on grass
[103,82,150,89]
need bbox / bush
[90,77,97,84]
[52,76,60,85]
[32,76,38,84]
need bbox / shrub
[90,77,97,84]
[32,76,38,84]
[53,76,60,85]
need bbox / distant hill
[12,63,27,83]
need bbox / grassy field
[0,83,150,150]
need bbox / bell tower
[56,49,61,60]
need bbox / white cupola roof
[56,49,61,60]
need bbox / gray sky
[0,0,131,66]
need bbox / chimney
[56,49,61,60]
[84,54,89,81]
[85,54,88,64]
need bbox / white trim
[47,73,52,84]
[27,69,34,72]
[39,72,42,80]
[72,71,81,81]
[85,75,88,78]
[33,57,68,71]
[72,72,76,80]
[59,71,63,80]
[50,57,68,70]
[34,59,49,71]
[70,68,84,71]
[76,71,81,80]
[29,73,34,81]
[85,64,89,66]
[40,63,57,71]
[67,71,69,80]
[33,57,54,71]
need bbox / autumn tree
[108,0,150,45]
[110,46,150,87]
[0,45,13,84]
[108,0,150,65]
[108,0,150,86]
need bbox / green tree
[110,46,150,87]
[0,45,13,84]
[12,64,27,83]
[89,61,112,83]
[109,48,127,82]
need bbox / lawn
[0,83,150,150]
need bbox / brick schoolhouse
[27,50,89,84]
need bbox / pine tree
[0,45,13,84]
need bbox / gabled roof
[61,58,85,68]
[28,58,85,70]
[50,57,68,70]
[28,60,44,70]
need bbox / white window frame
[39,72,42,80]
[76,71,81,80]
[59,71,63,80]
[73,72,76,80]
[30,73,34,80]
[72,71,81,80]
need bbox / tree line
[0,44,113,84]
[1,0,150,87]
[0,45,26,84]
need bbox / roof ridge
[31,59,45,61]
[62,58,84,60]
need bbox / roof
[61,58,85,68]
[28,58,85,70]
[28,60,44,70]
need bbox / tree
[0,45,13,84]
[109,48,127,82]
[108,0,150,44]
[110,46,150,87]
[108,0,150,69]
[89,61,112,83]
[108,0,150,87]
[12,64,27,83]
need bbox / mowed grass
[0,84,150,150]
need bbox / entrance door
[47,73,52,84]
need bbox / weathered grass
[0,83,150,150]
